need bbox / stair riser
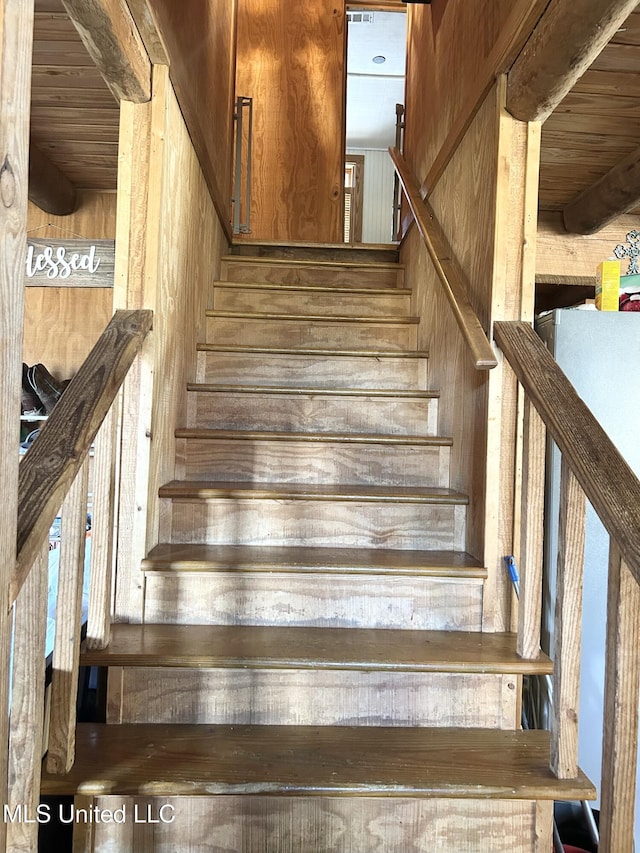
[188,391,438,435]
[165,499,466,550]
[206,316,418,351]
[85,797,550,853]
[110,668,517,728]
[176,438,450,487]
[143,572,482,630]
[221,259,401,288]
[197,351,429,390]
[213,286,411,317]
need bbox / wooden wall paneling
[403,0,549,195]
[113,65,228,624]
[24,192,117,379]
[23,288,113,379]
[146,64,227,548]
[536,211,640,282]
[0,2,34,846]
[401,80,538,631]
[235,0,346,243]
[148,0,237,235]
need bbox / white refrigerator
[536,308,640,844]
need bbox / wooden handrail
[14,309,153,605]
[494,320,640,588]
[389,147,497,370]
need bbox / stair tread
[159,481,469,503]
[214,281,411,296]
[175,428,451,445]
[197,344,429,358]
[82,624,552,674]
[187,383,438,399]
[142,544,486,577]
[207,310,420,324]
[40,724,595,800]
[222,254,403,271]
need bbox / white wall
[347,148,396,244]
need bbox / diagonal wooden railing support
[495,318,640,848]
[494,321,640,584]
[390,147,497,370]
[14,309,153,605]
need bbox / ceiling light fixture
[372,55,386,64]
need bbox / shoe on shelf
[21,363,45,417]
[27,363,68,415]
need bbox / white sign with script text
[25,239,115,287]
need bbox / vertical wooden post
[517,397,546,659]
[599,543,640,852]
[87,403,120,649]
[46,460,90,774]
[7,543,48,853]
[550,459,586,778]
[0,0,35,849]
[112,94,155,623]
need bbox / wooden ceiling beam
[563,143,640,234]
[125,0,169,66]
[507,0,639,123]
[28,140,78,216]
[60,0,151,103]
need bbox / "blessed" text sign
[25,239,115,287]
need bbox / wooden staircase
[42,247,594,852]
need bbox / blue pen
[504,556,520,600]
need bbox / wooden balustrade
[495,319,640,852]
[7,309,152,850]
[389,147,497,370]
[15,309,153,602]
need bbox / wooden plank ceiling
[539,7,640,214]
[31,0,119,192]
